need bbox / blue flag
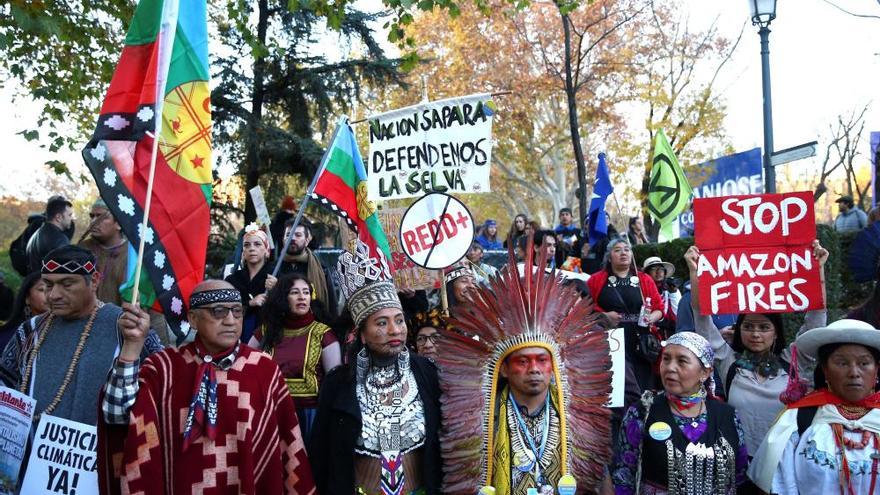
[588,152,614,245]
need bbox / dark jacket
[269,210,294,252]
[26,222,70,273]
[309,354,442,495]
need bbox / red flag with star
[82,0,211,343]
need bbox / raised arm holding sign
[692,192,826,315]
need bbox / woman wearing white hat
[749,319,880,494]
[642,256,680,338]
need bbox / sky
[0,0,877,201]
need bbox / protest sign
[367,93,496,200]
[248,186,272,227]
[399,193,474,269]
[20,415,98,495]
[0,387,35,493]
[678,148,764,236]
[694,191,823,315]
[380,208,442,290]
[607,328,625,408]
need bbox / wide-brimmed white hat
[796,319,880,360]
[642,256,675,277]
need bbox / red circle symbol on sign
[398,193,474,269]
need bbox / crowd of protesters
[3,192,880,495]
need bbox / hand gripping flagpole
[131,132,162,305]
[272,115,349,277]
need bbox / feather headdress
[437,236,613,493]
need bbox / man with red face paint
[437,234,613,495]
[496,347,566,494]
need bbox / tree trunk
[244,0,269,223]
[560,11,589,229]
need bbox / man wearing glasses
[99,279,316,494]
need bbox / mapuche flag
[647,129,693,242]
[309,120,393,297]
[82,0,211,342]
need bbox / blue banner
[678,147,764,237]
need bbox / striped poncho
[98,343,315,494]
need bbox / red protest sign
[694,191,824,315]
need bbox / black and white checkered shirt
[101,346,240,425]
[101,358,141,425]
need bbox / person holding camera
[642,256,681,339]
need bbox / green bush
[0,250,21,293]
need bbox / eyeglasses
[416,334,442,345]
[740,322,775,334]
[198,305,244,320]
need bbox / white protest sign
[607,328,625,408]
[399,193,474,269]
[0,387,35,492]
[248,186,272,227]
[367,93,496,200]
[21,415,98,495]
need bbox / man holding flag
[90,1,316,493]
[646,129,693,242]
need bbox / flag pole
[129,6,179,307]
[272,115,348,277]
[131,132,162,306]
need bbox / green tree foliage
[210,1,407,222]
[1,0,135,171]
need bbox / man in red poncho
[98,279,315,494]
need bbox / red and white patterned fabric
[98,343,315,494]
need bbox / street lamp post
[749,0,778,193]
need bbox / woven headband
[42,259,97,276]
[445,266,472,284]
[189,288,242,309]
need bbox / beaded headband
[444,266,472,284]
[42,258,97,276]
[349,281,401,328]
[189,288,242,309]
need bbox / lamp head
[749,0,777,27]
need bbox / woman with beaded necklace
[309,280,441,495]
[684,242,829,460]
[750,319,880,494]
[612,332,749,494]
